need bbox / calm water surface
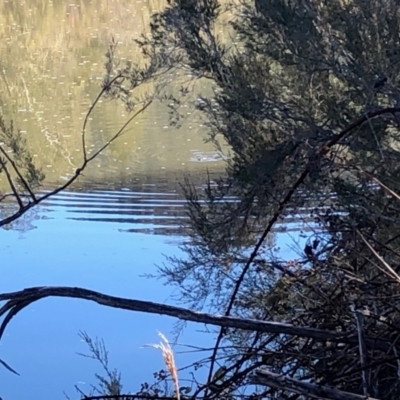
[0,1,231,397]
[0,179,208,399]
[0,2,306,399]
[0,179,308,400]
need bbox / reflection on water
[189,149,231,163]
[0,1,229,399]
[0,189,190,400]
[0,2,308,400]
[0,0,229,189]
[0,180,311,400]
[36,176,316,239]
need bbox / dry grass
[150,331,180,400]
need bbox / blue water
[0,186,308,400]
[0,188,192,399]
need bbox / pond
[0,179,211,399]
[0,180,308,400]
[0,1,229,398]
[0,2,307,399]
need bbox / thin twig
[364,111,385,161]
[86,98,153,163]
[356,229,400,284]
[205,106,400,392]
[0,356,19,375]
[353,307,369,396]
[360,168,400,202]
[0,144,36,202]
[0,99,152,228]
[0,154,23,209]
[81,74,123,162]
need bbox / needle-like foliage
[131,0,400,398]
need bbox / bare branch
[86,98,153,163]
[0,357,19,376]
[206,105,400,388]
[0,86,152,228]
[81,74,123,162]
[250,369,379,400]
[359,167,400,203]
[356,230,400,284]
[0,153,23,209]
[353,308,369,396]
[0,145,36,202]
[0,286,394,354]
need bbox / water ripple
[40,188,189,236]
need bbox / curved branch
[0,98,152,228]
[80,74,123,162]
[0,286,394,350]
[86,98,153,163]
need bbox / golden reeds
[150,331,180,400]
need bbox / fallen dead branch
[0,285,396,375]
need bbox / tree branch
[80,73,123,162]
[0,144,37,202]
[0,286,395,369]
[250,369,379,400]
[354,309,369,397]
[206,105,400,389]
[0,97,152,228]
[0,154,23,209]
